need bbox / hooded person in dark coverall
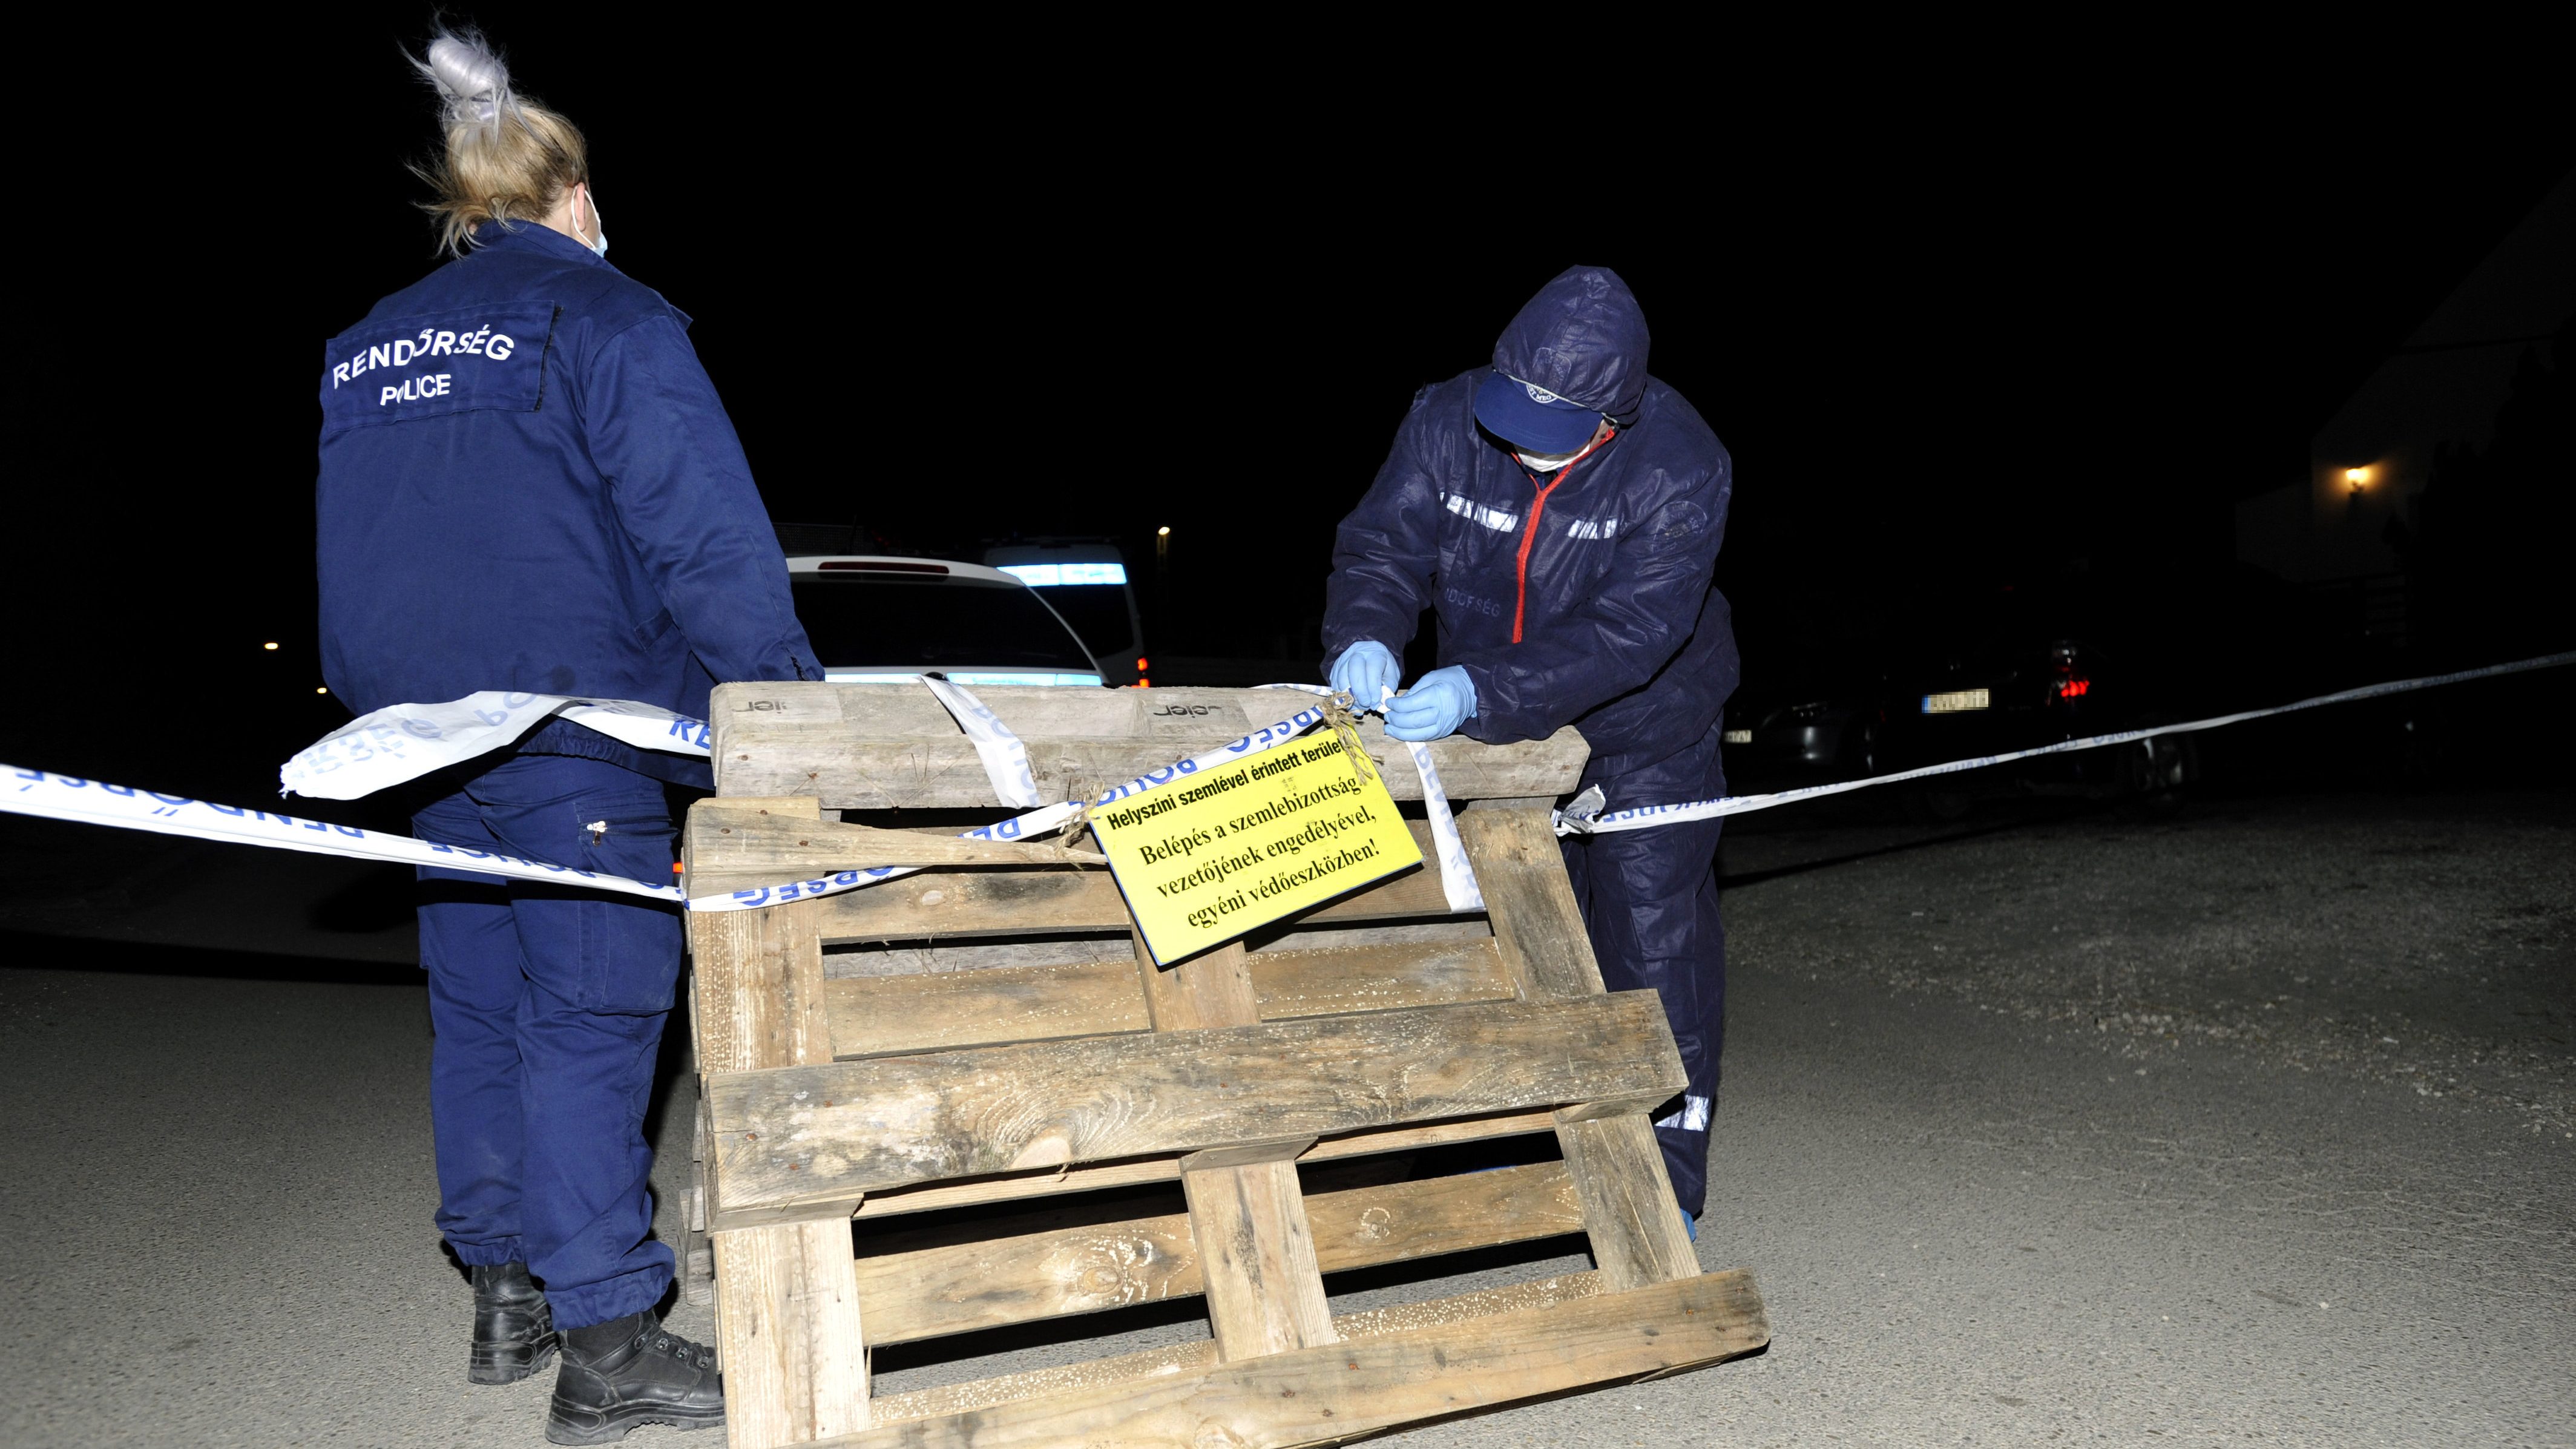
[1322,266,1736,1226]
[313,31,812,1444]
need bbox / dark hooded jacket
[1324,267,1737,800]
[314,222,815,781]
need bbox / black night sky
[10,16,2569,801]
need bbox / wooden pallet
[680,684,1768,1447]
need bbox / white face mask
[1514,445,1584,473]
[582,188,608,258]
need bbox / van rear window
[790,576,1096,672]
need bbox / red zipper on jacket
[1509,428,1614,643]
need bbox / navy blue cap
[1473,370,1603,453]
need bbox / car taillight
[816,559,949,574]
[2057,677,2090,699]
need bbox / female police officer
[1323,266,1736,1235]
[315,30,814,1445]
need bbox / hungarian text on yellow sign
[1093,730,1422,964]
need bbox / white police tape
[918,675,1043,808]
[39,652,2560,915]
[281,692,711,801]
[1554,649,2576,836]
[6,699,1346,915]
[7,765,688,903]
[1258,683,1484,912]
[1401,732,1485,912]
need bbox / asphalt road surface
[2,786,2569,1447]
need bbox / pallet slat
[827,1269,1769,1448]
[808,820,1459,944]
[705,992,1684,1222]
[1135,935,1339,1361]
[821,938,1515,1059]
[1248,937,1515,1020]
[824,961,1149,1059]
[709,683,1587,809]
[843,1108,1563,1220]
[863,1271,1615,1428]
[682,799,872,1448]
[852,1161,1582,1346]
[1459,808,1704,1289]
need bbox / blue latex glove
[1384,665,1476,741]
[1328,640,1401,709]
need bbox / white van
[786,556,1103,686]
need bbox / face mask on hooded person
[1510,415,1614,473]
[1514,443,1585,473]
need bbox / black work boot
[545,1310,724,1445]
[468,1261,558,1385]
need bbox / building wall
[2234,453,2417,584]
[2239,172,2571,589]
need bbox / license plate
[1922,689,1990,714]
[1723,729,1753,744]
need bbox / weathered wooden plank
[705,992,1684,1220]
[852,1161,1581,1346]
[864,1271,1612,1428]
[687,801,836,1078]
[683,798,872,1445]
[1178,1137,1315,1171]
[1250,936,1516,1019]
[710,1221,871,1447]
[807,820,1460,944]
[843,1108,1562,1220]
[824,961,1151,1058]
[1181,1148,1334,1359]
[689,812,1102,881]
[1131,934,1338,1360]
[1556,1115,1702,1289]
[1457,806,1606,1000]
[682,1097,714,1308]
[818,938,1514,1059]
[825,1269,1767,1448]
[1458,807,1703,1290]
[709,683,1589,808]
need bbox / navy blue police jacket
[1323,267,1738,806]
[315,222,815,785]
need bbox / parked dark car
[1720,681,1887,782]
[1879,637,2194,818]
[1722,636,2196,818]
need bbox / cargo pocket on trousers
[574,810,684,1014]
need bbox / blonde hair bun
[422,31,516,130]
[406,26,588,257]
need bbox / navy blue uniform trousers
[1557,748,1727,1220]
[412,754,682,1330]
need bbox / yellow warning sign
[1093,729,1422,964]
